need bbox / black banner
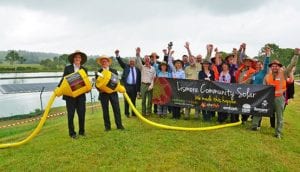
[152,78,274,116]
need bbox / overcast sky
[0,0,299,58]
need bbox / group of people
[59,42,299,139]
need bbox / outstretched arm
[115,50,126,69]
[135,47,143,71]
[285,48,299,78]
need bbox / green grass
[1,87,300,171]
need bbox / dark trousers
[66,98,86,136]
[218,112,228,123]
[124,84,137,116]
[242,114,250,122]
[256,115,275,128]
[172,106,181,119]
[202,110,213,121]
[230,114,239,122]
[99,92,123,129]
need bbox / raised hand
[184,42,190,49]
[265,46,271,56]
[295,48,300,55]
[136,47,141,56]
[115,49,120,57]
[206,44,213,53]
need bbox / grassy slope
[0,86,300,171]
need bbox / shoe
[125,114,130,118]
[79,133,85,136]
[70,134,77,139]
[104,128,111,132]
[251,127,258,131]
[274,134,281,139]
[117,126,125,130]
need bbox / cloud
[0,0,299,58]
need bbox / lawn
[0,86,300,171]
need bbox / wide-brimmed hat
[68,50,87,65]
[96,55,112,65]
[225,53,234,61]
[150,52,159,59]
[268,60,283,67]
[173,59,184,66]
[201,59,211,65]
[159,61,169,70]
[242,56,254,62]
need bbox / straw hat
[68,50,87,65]
[268,60,283,67]
[173,59,184,66]
[96,55,112,65]
[150,52,159,59]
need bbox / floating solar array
[0,83,58,94]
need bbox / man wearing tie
[115,50,141,117]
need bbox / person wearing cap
[96,55,124,131]
[58,50,88,139]
[135,47,156,116]
[264,48,299,139]
[198,59,215,121]
[168,50,186,119]
[115,50,141,118]
[156,61,172,117]
[150,52,160,114]
[235,55,256,124]
[251,46,271,130]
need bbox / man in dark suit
[115,50,141,117]
[96,55,124,131]
[58,50,88,139]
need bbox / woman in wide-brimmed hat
[167,51,186,119]
[198,59,215,122]
[58,50,88,139]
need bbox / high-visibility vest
[265,73,286,97]
[211,64,219,80]
[235,66,256,83]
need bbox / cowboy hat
[225,53,234,61]
[268,60,283,67]
[173,59,184,67]
[242,56,254,62]
[159,61,169,71]
[96,55,112,65]
[68,50,87,65]
[201,59,211,65]
[150,52,160,59]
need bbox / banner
[152,78,274,116]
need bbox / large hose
[123,92,241,131]
[0,92,56,149]
[0,91,241,149]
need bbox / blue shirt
[251,56,270,85]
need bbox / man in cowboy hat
[96,55,124,131]
[115,49,141,118]
[264,48,299,139]
[58,50,88,139]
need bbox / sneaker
[70,134,77,139]
[274,134,281,139]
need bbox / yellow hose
[0,92,56,149]
[0,91,241,149]
[123,92,241,131]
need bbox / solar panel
[0,83,58,94]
